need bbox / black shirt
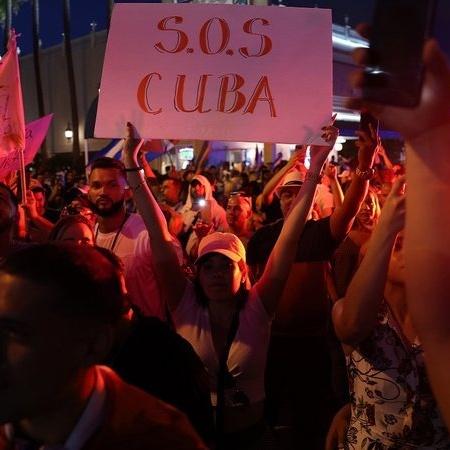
[247,216,339,269]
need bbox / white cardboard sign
[95,3,332,144]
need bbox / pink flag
[0,114,53,180]
[0,31,25,157]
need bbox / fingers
[390,175,406,196]
[321,125,339,143]
[126,122,135,140]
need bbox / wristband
[124,167,144,173]
[355,167,375,180]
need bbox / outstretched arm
[377,140,394,170]
[259,148,305,207]
[195,141,211,174]
[329,127,377,242]
[348,36,450,427]
[255,126,337,315]
[324,162,344,209]
[123,124,187,312]
[332,177,405,347]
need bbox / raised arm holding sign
[95,3,332,145]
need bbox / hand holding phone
[363,0,436,108]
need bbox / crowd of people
[0,34,450,450]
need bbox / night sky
[3,0,450,57]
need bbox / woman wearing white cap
[123,123,338,450]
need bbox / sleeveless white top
[172,281,272,407]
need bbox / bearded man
[88,158,180,320]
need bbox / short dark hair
[90,157,126,180]
[0,243,125,326]
[0,183,19,210]
[163,177,182,190]
[48,215,94,242]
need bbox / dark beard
[87,198,125,218]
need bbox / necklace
[94,212,130,253]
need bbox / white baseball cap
[275,171,304,197]
[196,232,246,263]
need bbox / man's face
[161,180,180,206]
[88,168,127,217]
[0,274,90,423]
[190,180,206,200]
[32,191,46,217]
[0,188,16,234]
[226,196,251,229]
[279,186,301,218]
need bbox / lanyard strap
[94,212,130,253]
[215,298,244,447]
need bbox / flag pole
[84,138,90,178]
[18,147,27,205]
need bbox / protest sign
[0,32,26,157]
[0,114,53,180]
[95,3,332,144]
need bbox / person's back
[110,313,214,444]
[0,244,205,450]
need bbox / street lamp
[65,122,73,142]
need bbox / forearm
[330,175,369,241]
[124,156,177,250]
[405,122,450,339]
[380,152,394,170]
[334,221,396,345]
[261,162,293,205]
[405,121,450,429]
[330,177,344,208]
[195,141,210,174]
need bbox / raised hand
[23,190,38,219]
[378,175,406,234]
[123,122,144,166]
[309,125,339,172]
[324,161,338,181]
[355,122,377,169]
[348,32,450,140]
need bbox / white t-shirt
[172,281,272,406]
[95,213,181,320]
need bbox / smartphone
[363,0,436,107]
[199,200,212,224]
[360,112,379,135]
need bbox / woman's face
[357,193,378,230]
[198,253,244,302]
[58,222,94,246]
